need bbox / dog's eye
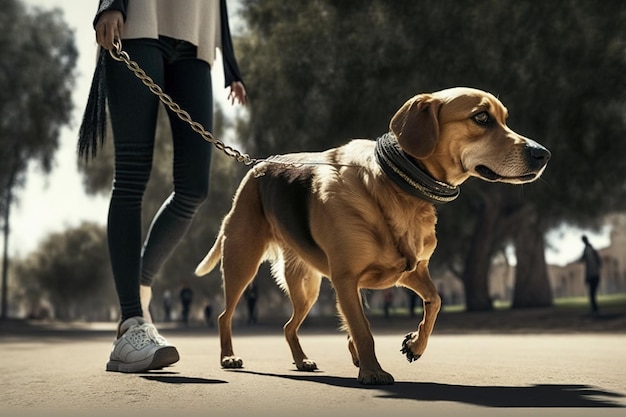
[473,111,491,126]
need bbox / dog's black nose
[530,145,551,163]
[525,141,551,169]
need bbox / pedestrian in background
[204,299,214,327]
[162,289,172,322]
[180,283,193,326]
[383,289,394,318]
[245,282,258,325]
[580,235,602,314]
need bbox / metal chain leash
[108,40,257,166]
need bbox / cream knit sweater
[122,0,221,65]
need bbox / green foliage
[71,0,626,315]
[0,0,78,318]
[235,0,626,309]
[0,0,77,189]
[237,0,626,223]
[13,222,115,320]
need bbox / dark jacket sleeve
[94,0,129,27]
[220,0,245,88]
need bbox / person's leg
[105,38,179,372]
[140,285,153,322]
[588,278,599,313]
[183,304,190,325]
[106,39,163,323]
[140,40,213,287]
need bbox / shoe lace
[141,323,168,346]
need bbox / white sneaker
[106,317,179,373]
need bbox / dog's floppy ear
[389,94,442,159]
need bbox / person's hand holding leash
[95,10,124,50]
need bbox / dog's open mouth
[475,165,537,182]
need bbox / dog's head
[389,87,550,186]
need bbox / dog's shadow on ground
[228,369,625,408]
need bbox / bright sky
[11,0,610,266]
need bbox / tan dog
[195,87,550,385]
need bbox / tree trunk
[462,194,501,311]
[1,170,15,320]
[512,213,553,308]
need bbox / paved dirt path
[1,326,624,417]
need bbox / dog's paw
[400,333,422,363]
[358,369,395,385]
[295,359,318,372]
[347,337,359,368]
[221,356,243,369]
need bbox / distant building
[548,217,626,298]
[488,215,626,302]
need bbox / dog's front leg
[333,278,394,385]
[398,262,441,362]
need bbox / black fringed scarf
[77,48,108,161]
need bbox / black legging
[587,276,600,313]
[105,37,213,321]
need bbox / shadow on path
[140,373,228,385]
[227,369,625,408]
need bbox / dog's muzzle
[474,138,551,183]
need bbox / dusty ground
[1,329,625,417]
[1,304,625,417]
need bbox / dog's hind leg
[218,235,267,368]
[217,186,270,369]
[281,253,322,371]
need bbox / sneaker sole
[149,346,180,370]
[106,346,180,373]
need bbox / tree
[235,0,626,310]
[0,0,78,319]
[503,1,626,307]
[13,222,115,320]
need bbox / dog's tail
[194,231,223,276]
